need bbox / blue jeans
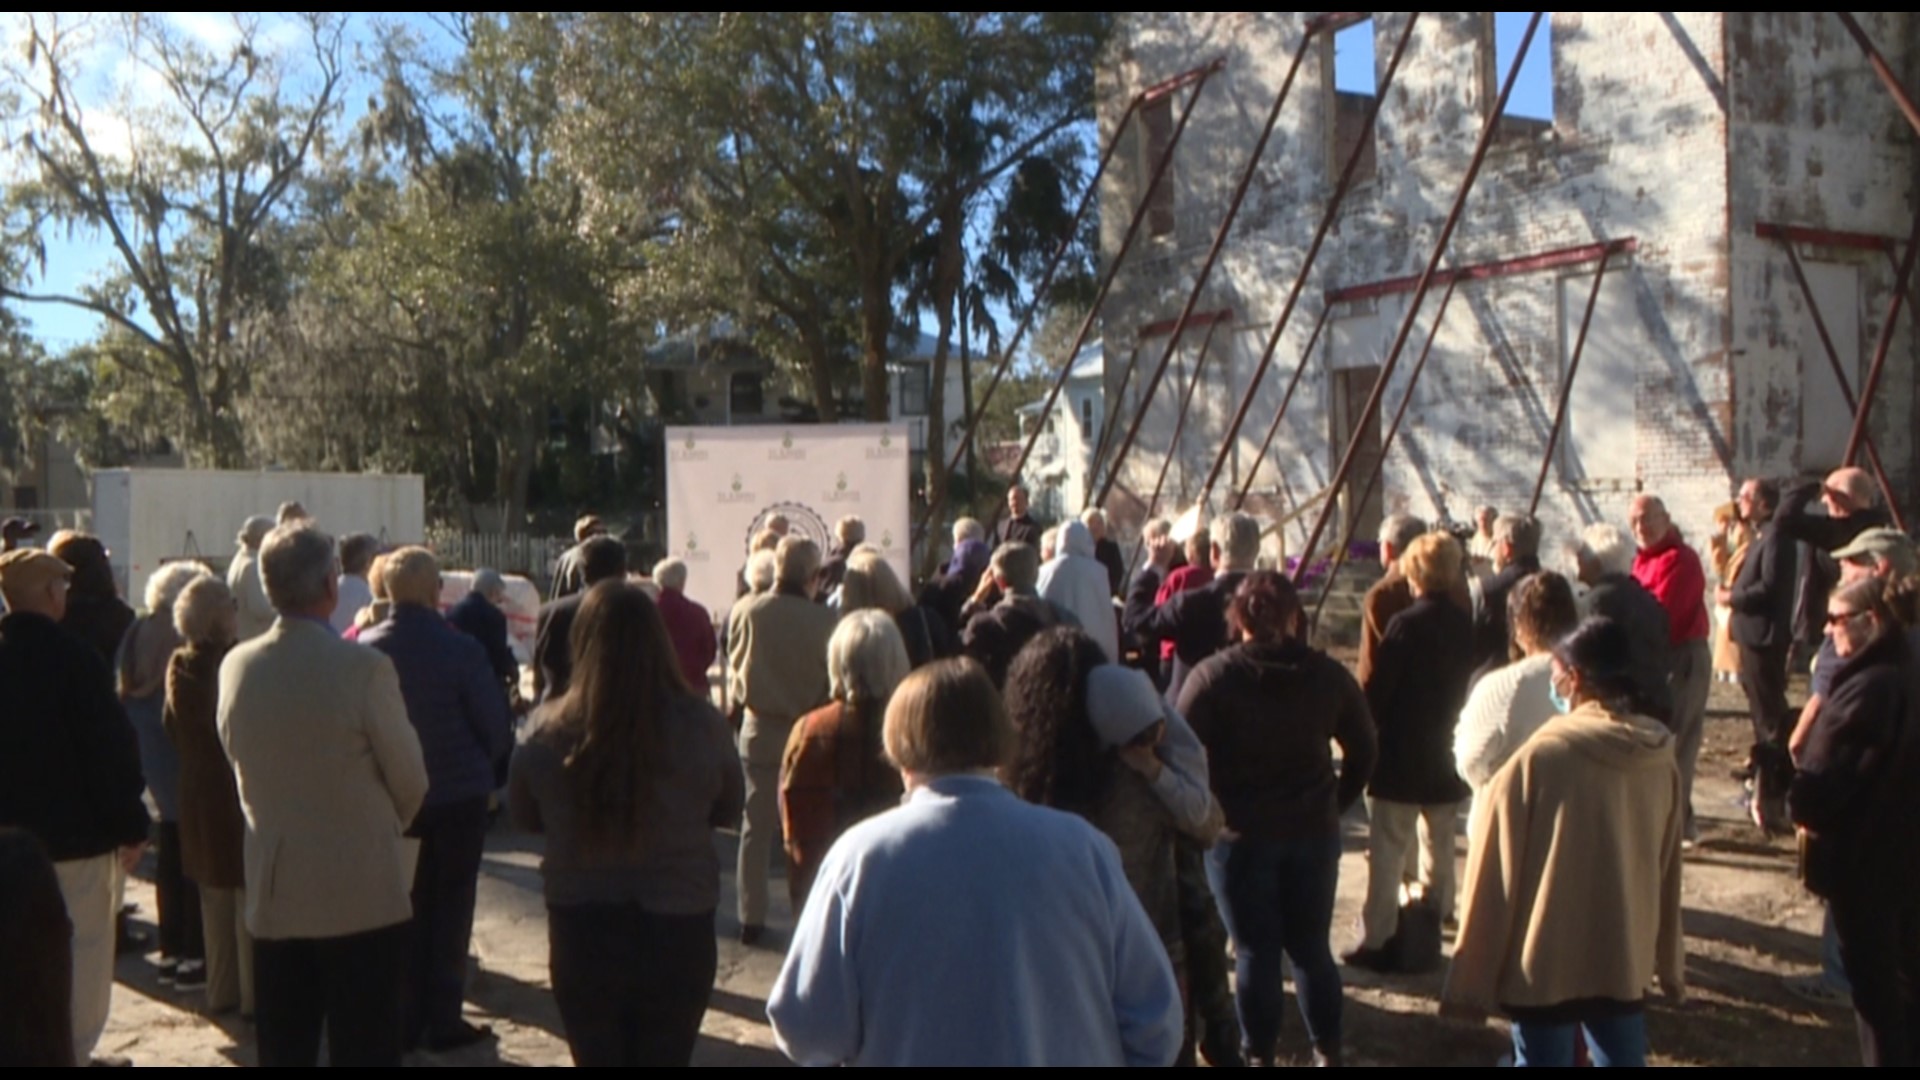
[1204,831,1343,1058]
[1511,1013,1647,1067]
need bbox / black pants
[1831,877,1920,1066]
[405,796,490,1046]
[254,921,408,1067]
[154,822,204,964]
[548,905,717,1067]
[1738,641,1793,784]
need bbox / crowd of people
[2,466,1917,1067]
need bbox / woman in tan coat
[163,577,250,1016]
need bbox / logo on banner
[881,529,896,551]
[682,531,711,563]
[748,502,830,550]
[718,473,757,504]
[768,430,807,461]
[825,471,860,504]
[671,433,709,462]
[866,430,907,460]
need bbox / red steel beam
[1845,211,1920,469]
[1326,238,1637,304]
[1755,222,1897,253]
[1140,55,1228,103]
[978,61,1223,539]
[1528,247,1619,518]
[1139,308,1233,340]
[1234,304,1333,509]
[1309,278,1458,632]
[1194,12,1424,513]
[1777,241,1905,528]
[1294,11,1547,586]
[1130,315,1226,571]
[1086,344,1144,498]
[1834,12,1920,138]
[1094,24,1326,510]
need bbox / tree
[0,12,346,467]
[556,12,1111,430]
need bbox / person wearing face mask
[1442,617,1685,1068]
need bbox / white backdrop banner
[664,424,912,621]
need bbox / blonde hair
[383,546,442,607]
[883,658,1015,774]
[173,576,238,645]
[1400,532,1464,596]
[144,561,212,615]
[840,548,912,616]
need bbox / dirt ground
[98,679,1858,1067]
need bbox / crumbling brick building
[1095,12,1919,553]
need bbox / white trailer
[91,469,426,609]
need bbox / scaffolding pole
[1774,240,1905,528]
[1833,12,1920,470]
[1233,304,1332,510]
[977,61,1225,540]
[1092,22,1330,511]
[1527,246,1620,518]
[1129,313,1227,570]
[922,59,1227,542]
[1194,12,1424,513]
[1293,11,1547,586]
[1307,279,1457,632]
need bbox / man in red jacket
[1629,495,1711,841]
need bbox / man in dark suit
[531,537,627,703]
[1124,512,1261,706]
[1718,478,1797,831]
[1470,514,1543,681]
[996,483,1043,549]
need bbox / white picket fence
[426,529,571,592]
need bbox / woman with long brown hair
[508,581,745,1067]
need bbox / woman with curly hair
[1003,628,1197,1041]
[508,582,745,1066]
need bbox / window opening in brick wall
[1141,95,1176,238]
[1331,19,1378,182]
[1493,12,1555,138]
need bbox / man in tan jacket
[219,524,428,1066]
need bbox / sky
[19,12,1559,354]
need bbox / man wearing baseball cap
[0,549,150,1066]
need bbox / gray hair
[1143,517,1173,541]
[1578,523,1636,578]
[1211,512,1262,569]
[775,536,821,590]
[260,525,337,613]
[236,515,275,551]
[653,557,689,593]
[144,561,212,615]
[1039,527,1059,562]
[1493,514,1542,558]
[471,567,507,600]
[991,542,1040,593]
[841,548,912,615]
[828,609,912,707]
[1378,513,1427,557]
[953,517,986,545]
[173,576,237,646]
[745,550,777,594]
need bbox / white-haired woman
[839,547,957,668]
[121,560,214,989]
[163,576,251,1015]
[780,610,913,908]
[227,515,277,641]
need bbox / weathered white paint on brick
[1096,12,1917,555]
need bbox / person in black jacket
[1125,513,1261,706]
[1718,478,1798,830]
[1349,533,1475,971]
[1574,524,1673,725]
[1789,574,1920,1066]
[1778,468,1894,670]
[448,568,520,698]
[533,537,627,703]
[1470,515,1543,683]
[0,549,149,1067]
